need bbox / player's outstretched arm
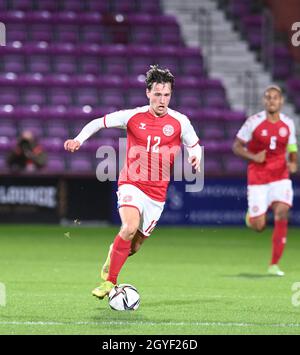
[64,117,105,153]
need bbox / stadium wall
[1,176,299,226]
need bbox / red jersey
[237,111,297,185]
[104,106,199,201]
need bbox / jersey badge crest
[163,124,174,137]
[279,127,288,137]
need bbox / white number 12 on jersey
[146,135,161,153]
[269,136,277,150]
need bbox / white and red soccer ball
[108,284,140,311]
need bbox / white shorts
[247,179,293,218]
[117,184,165,237]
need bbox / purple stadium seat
[87,0,110,13]
[128,45,154,75]
[75,87,99,106]
[131,29,156,45]
[0,120,17,137]
[228,0,250,18]
[18,119,43,137]
[0,136,16,152]
[113,0,136,14]
[10,0,33,11]
[39,105,67,120]
[101,45,128,76]
[55,24,79,43]
[80,24,107,44]
[223,156,247,173]
[45,74,72,105]
[101,91,125,108]
[13,105,41,121]
[292,96,300,112]
[176,77,204,109]
[52,53,77,74]
[46,123,69,138]
[2,54,26,73]
[288,78,300,91]
[243,15,263,28]
[156,46,180,74]
[77,44,102,74]
[128,14,156,44]
[72,75,100,106]
[0,73,19,105]
[40,137,64,152]
[158,23,181,45]
[99,128,121,138]
[0,10,26,24]
[224,110,246,133]
[96,75,124,108]
[62,0,85,12]
[28,54,51,74]
[79,138,101,153]
[68,154,93,172]
[46,153,66,172]
[97,137,120,151]
[204,159,222,174]
[272,46,293,80]
[48,87,73,106]
[0,1,6,10]
[0,156,7,171]
[180,48,204,76]
[30,24,53,42]
[17,73,45,105]
[6,24,28,42]
[202,126,225,139]
[36,0,59,11]
[22,87,46,105]
[125,77,147,107]
[138,0,161,14]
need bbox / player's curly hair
[145,65,175,90]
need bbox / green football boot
[92,281,115,299]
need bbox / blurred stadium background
[1,0,300,336]
[0,0,299,226]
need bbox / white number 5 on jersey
[269,136,277,150]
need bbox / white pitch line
[0,321,300,328]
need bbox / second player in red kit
[233,85,298,276]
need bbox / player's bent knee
[120,224,139,240]
[274,210,289,221]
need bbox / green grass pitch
[0,225,300,335]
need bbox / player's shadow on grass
[224,273,278,279]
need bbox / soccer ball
[108,284,140,311]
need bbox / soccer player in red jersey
[64,65,202,298]
[233,85,298,276]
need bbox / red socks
[107,235,131,285]
[271,219,288,265]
